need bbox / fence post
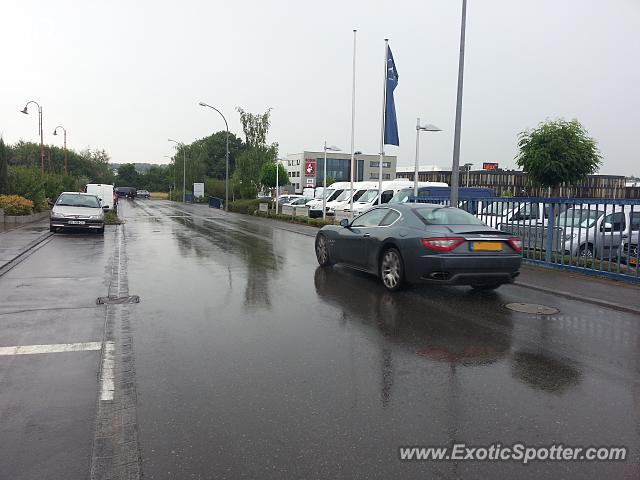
[545,202,555,264]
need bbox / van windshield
[334,189,353,202]
[389,189,412,203]
[357,189,380,203]
[558,209,604,228]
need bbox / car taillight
[508,237,522,252]
[421,237,465,251]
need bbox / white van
[86,184,116,212]
[348,180,447,216]
[307,182,351,218]
[325,181,379,215]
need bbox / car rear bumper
[406,254,522,285]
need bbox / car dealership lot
[1,199,639,479]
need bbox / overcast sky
[2,0,639,175]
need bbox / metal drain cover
[505,303,558,315]
[97,295,140,305]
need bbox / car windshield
[334,189,353,202]
[479,202,512,216]
[414,207,485,225]
[357,189,379,203]
[56,194,100,208]
[557,209,604,228]
[389,190,412,203]
[318,189,334,200]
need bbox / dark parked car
[136,190,150,199]
[314,204,522,291]
[116,187,137,198]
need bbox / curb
[0,231,54,277]
[512,281,640,316]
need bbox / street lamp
[323,142,341,221]
[53,126,68,175]
[414,118,441,198]
[199,102,229,211]
[450,0,468,206]
[163,155,174,200]
[20,100,44,173]
[168,139,186,202]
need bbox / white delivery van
[325,181,379,215]
[86,184,116,212]
[347,180,445,216]
[307,182,351,218]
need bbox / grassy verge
[104,211,124,225]
[254,211,335,228]
[150,192,169,200]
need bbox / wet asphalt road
[1,198,639,479]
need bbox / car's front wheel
[97,226,105,235]
[315,234,333,267]
[49,225,56,233]
[380,247,404,292]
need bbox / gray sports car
[314,203,522,291]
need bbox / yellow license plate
[472,241,503,252]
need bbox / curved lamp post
[53,125,68,175]
[20,100,44,172]
[322,142,341,221]
[414,119,442,198]
[168,139,186,202]
[198,102,229,211]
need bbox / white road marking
[0,341,103,356]
[99,341,116,401]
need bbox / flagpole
[378,39,389,205]
[349,29,357,219]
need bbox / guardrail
[414,196,640,282]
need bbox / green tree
[0,137,8,194]
[234,107,278,198]
[516,119,602,191]
[325,175,336,187]
[116,164,139,186]
[260,162,289,189]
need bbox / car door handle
[364,233,371,237]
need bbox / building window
[369,161,391,168]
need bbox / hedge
[0,194,34,216]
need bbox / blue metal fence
[414,196,640,282]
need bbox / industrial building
[285,151,397,193]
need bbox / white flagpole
[349,29,357,219]
[378,39,389,205]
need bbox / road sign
[193,183,205,198]
[306,177,315,187]
[304,161,316,176]
[483,162,498,171]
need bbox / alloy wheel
[381,250,401,290]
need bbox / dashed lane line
[0,341,103,356]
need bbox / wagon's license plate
[471,241,502,251]
[68,220,85,225]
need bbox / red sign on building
[482,162,499,171]
[304,160,316,176]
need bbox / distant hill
[109,163,167,174]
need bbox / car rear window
[414,207,485,225]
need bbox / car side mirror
[339,219,350,227]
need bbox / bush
[104,211,123,225]
[228,198,263,214]
[0,195,34,215]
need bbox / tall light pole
[199,102,229,211]
[53,126,68,175]
[450,0,468,207]
[323,142,341,221]
[20,100,44,173]
[168,139,185,202]
[163,155,174,199]
[413,118,442,199]
[349,29,357,219]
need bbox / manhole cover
[505,303,559,315]
[97,295,140,305]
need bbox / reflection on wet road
[121,199,639,479]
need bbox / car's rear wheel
[380,248,404,292]
[315,234,333,266]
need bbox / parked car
[136,190,150,199]
[86,183,117,212]
[277,194,305,205]
[50,192,106,234]
[314,203,522,291]
[281,197,309,207]
[116,187,137,198]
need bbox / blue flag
[384,45,399,146]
